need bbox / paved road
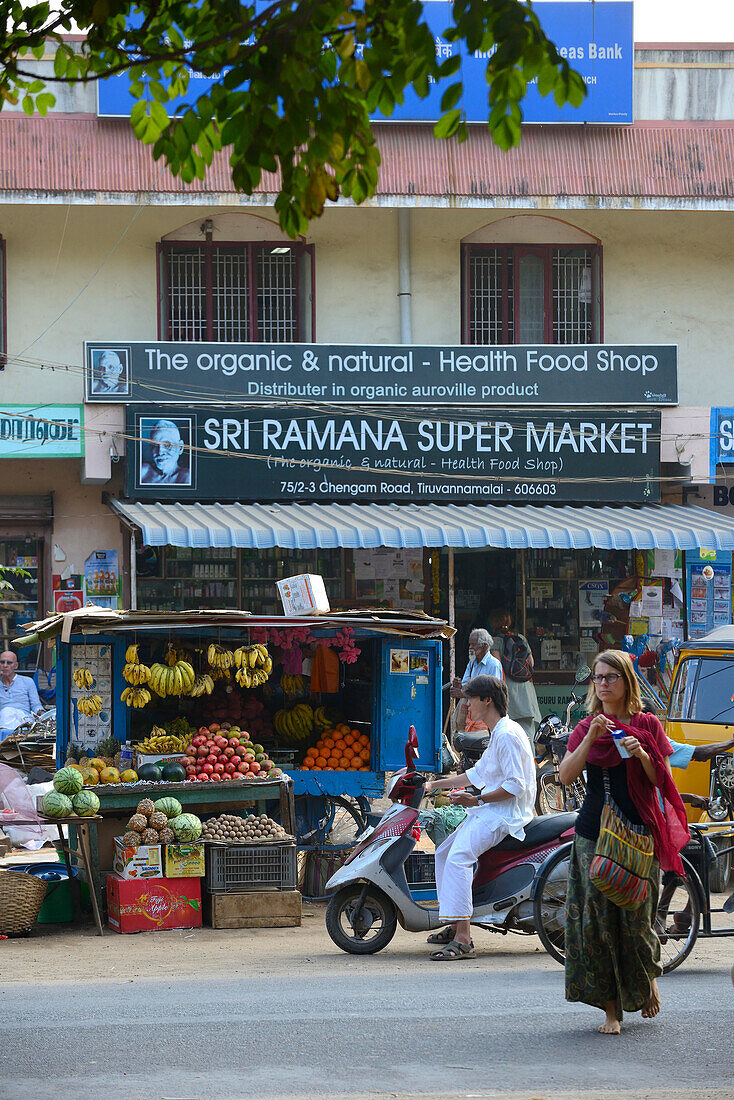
[2,941,732,1100]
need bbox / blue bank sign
[97,0,634,125]
[711,407,734,475]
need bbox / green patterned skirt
[565,835,662,1019]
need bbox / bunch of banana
[123,660,151,685]
[209,666,231,682]
[233,643,271,671]
[208,643,235,670]
[121,685,152,708]
[125,644,140,664]
[274,703,314,744]
[137,728,191,753]
[314,704,337,733]
[235,665,270,689]
[189,673,215,697]
[73,668,93,690]
[77,693,103,716]
[165,644,178,667]
[149,660,196,697]
[281,673,305,696]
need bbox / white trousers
[434,812,513,922]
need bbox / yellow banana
[125,644,139,664]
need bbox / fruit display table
[87,776,295,914]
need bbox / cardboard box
[106,874,202,934]
[133,752,187,772]
[113,838,163,880]
[276,573,330,615]
[165,843,205,878]
[206,889,302,929]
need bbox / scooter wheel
[326,884,398,954]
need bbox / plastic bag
[0,764,48,849]
[417,805,468,847]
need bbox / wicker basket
[0,869,47,935]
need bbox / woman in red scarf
[559,649,689,1035]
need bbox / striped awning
[111,500,734,551]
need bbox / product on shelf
[201,813,291,843]
[41,790,73,818]
[184,727,278,781]
[274,703,314,744]
[72,789,100,816]
[53,766,84,796]
[121,798,200,846]
[300,727,371,772]
[136,727,192,755]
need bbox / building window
[462,244,601,345]
[159,242,312,341]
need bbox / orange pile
[299,725,371,771]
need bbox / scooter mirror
[575,664,591,684]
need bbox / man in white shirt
[450,629,504,731]
[424,674,536,959]
[0,651,42,740]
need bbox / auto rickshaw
[665,626,734,825]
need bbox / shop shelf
[205,841,297,893]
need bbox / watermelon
[53,766,85,796]
[170,813,202,841]
[72,789,100,817]
[41,790,73,818]
[154,796,182,820]
[137,763,162,782]
[161,762,187,783]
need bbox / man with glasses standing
[0,650,42,741]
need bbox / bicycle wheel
[325,796,368,846]
[655,861,701,974]
[532,842,573,965]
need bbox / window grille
[553,249,593,344]
[163,243,306,341]
[464,244,599,345]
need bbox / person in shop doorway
[489,609,541,742]
[450,629,503,732]
[424,675,536,959]
[0,650,42,740]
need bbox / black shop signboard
[88,341,678,407]
[126,408,661,504]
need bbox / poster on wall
[353,549,424,608]
[84,550,121,608]
[578,580,609,627]
[53,575,83,613]
[70,643,113,750]
[685,550,732,639]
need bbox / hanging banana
[73,668,94,690]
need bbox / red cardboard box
[106,874,202,934]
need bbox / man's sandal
[429,939,475,961]
[426,928,455,945]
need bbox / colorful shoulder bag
[589,770,654,910]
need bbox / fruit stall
[14,606,449,930]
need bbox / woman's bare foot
[642,978,661,1019]
[598,1001,621,1034]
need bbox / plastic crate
[205,842,297,893]
[406,852,436,887]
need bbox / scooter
[324,726,577,954]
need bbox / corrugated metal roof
[111,499,734,551]
[0,118,731,199]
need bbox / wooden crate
[206,889,302,928]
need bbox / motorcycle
[324,726,577,954]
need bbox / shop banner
[126,407,661,504]
[97,2,633,125]
[0,405,84,457]
[87,341,678,407]
[685,549,732,640]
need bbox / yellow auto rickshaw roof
[679,625,734,654]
